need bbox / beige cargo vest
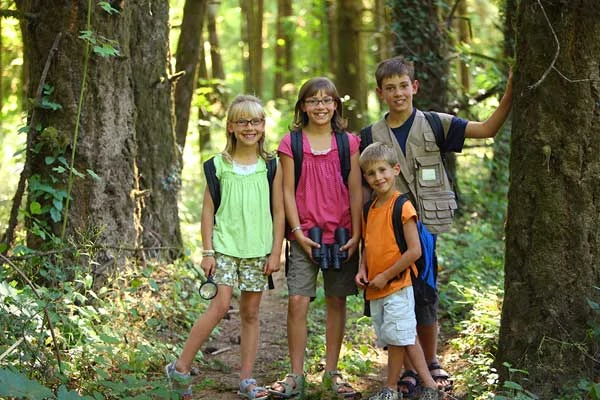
[370,110,458,234]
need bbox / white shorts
[370,286,417,347]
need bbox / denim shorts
[212,253,269,292]
[286,240,358,298]
[370,286,417,347]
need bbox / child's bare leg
[386,345,405,389]
[177,285,233,372]
[405,341,437,389]
[239,290,263,379]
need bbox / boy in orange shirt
[356,142,440,400]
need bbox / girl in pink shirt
[269,77,362,398]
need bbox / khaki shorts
[213,253,269,292]
[370,286,417,347]
[286,240,358,298]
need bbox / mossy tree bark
[497,1,600,396]
[18,1,182,271]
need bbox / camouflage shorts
[212,253,269,292]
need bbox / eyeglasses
[234,118,264,127]
[304,97,335,107]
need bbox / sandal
[268,373,305,398]
[322,370,357,398]
[397,369,419,398]
[238,378,269,400]
[419,387,441,400]
[428,363,453,392]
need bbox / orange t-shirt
[363,192,418,301]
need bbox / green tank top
[211,154,273,258]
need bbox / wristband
[202,250,215,257]
[290,225,301,234]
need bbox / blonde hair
[359,142,399,170]
[223,94,273,161]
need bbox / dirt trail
[185,271,388,399]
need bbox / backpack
[203,155,277,289]
[362,194,437,307]
[290,130,351,189]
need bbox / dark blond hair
[375,56,415,88]
[223,94,273,161]
[292,77,347,133]
[359,142,399,170]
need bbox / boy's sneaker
[369,387,401,400]
[419,387,440,400]
[165,361,192,399]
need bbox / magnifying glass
[199,275,218,300]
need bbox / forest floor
[178,269,462,400]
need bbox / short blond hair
[359,142,398,170]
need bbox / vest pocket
[418,191,457,228]
[415,155,444,188]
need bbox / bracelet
[202,250,215,257]
[290,225,302,234]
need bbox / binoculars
[308,227,349,271]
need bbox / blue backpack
[363,194,437,306]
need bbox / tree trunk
[273,0,293,99]
[240,0,263,96]
[326,0,338,77]
[131,1,183,258]
[497,1,600,397]
[17,1,181,268]
[207,2,224,81]
[174,0,207,149]
[336,0,366,132]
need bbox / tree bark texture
[273,0,293,99]
[498,1,600,396]
[336,0,366,132]
[241,0,264,96]
[390,0,449,112]
[18,1,181,265]
[174,0,207,149]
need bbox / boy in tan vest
[359,56,513,397]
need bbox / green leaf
[0,368,54,398]
[99,333,120,344]
[45,156,55,165]
[98,1,120,14]
[50,207,62,223]
[71,167,85,178]
[52,198,63,211]
[57,384,94,399]
[87,169,101,181]
[30,201,42,214]
[53,166,67,174]
[93,44,120,58]
[503,380,523,390]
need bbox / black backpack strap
[392,194,409,253]
[359,125,373,153]
[423,111,444,149]
[290,131,303,190]
[265,156,278,291]
[335,132,351,186]
[203,157,220,213]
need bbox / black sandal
[397,370,419,398]
[428,362,453,392]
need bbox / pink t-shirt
[279,131,360,244]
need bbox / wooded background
[0,1,599,398]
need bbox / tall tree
[273,0,293,99]
[497,1,600,397]
[241,0,264,96]
[16,1,181,266]
[174,0,208,149]
[336,0,366,131]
